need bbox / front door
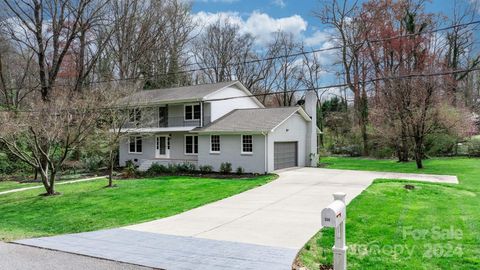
[156,136,170,158]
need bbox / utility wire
[2,19,480,92]
[3,66,480,113]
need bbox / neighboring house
[118,81,319,173]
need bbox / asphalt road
[0,242,155,270]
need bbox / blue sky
[192,0,463,39]
[191,0,478,94]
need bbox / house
[118,81,319,173]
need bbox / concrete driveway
[14,168,457,270]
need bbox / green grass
[0,181,41,192]
[0,175,274,241]
[300,157,480,270]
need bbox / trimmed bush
[199,165,213,173]
[176,162,196,173]
[146,163,168,175]
[236,166,244,175]
[220,162,232,174]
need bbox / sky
[191,0,466,47]
[190,0,479,95]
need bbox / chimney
[305,90,318,167]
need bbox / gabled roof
[194,106,312,134]
[118,81,262,107]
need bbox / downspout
[262,132,268,174]
[200,101,204,127]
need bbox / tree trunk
[107,149,114,187]
[414,137,424,169]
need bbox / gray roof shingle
[195,107,307,133]
[119,81,238,106]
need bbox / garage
[274,142,298,170]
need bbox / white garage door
[274,142,298,170]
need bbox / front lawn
[299,157,480,270]
[0,175,274,241]
[0,181,39,193]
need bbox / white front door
[156,136,170,158]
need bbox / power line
[2,19,480,92]
[3,66,480,113]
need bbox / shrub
[467,138,480,157]
[219,162,232,174]
[146,163,168,176]
[330,144,362,157]
[0,151,31,175]
[199,165,213,173]
[81,155,104,172]
[123,160,137,178]
[166,164,178,174]
[236,166,244,175]
[176,162,196,173]
[425,133,457,156]
[371,146,395,159]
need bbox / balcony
[124,116,211,129]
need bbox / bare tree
[99,83,141,187]
[444,0,480,106]
[268,32,303,106]
[0,31,37,109]
[0,90,104,195]
[193,18,255,84]
[316,0,370,155]
[2,0,109,101]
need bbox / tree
[444,0,480,106]
[193,18,255,84]
[99,83,141,187]
[2,0,109,101]
[0,31,37,109]
[0,90,103,195]
[316,0,370,155]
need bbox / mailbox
[321,200,346,228]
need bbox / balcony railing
[124,116,211,129]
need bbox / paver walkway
[14,168,457,270]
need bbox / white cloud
[244,12,307,44]
[305,30,331,47]
[192,11,308,46]
[272,0,286,8]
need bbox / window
[210,135,220,153]
[129,136,142,153]
[185,135,198,154]
[242,135,253,154]
[129,108,141,125]
[184,104,201,120]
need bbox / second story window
[129,108,141,124]
[185,104,201,121]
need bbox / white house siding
[207,86,261,121]
[267,113,308,172]
[197,134,266,173]
[119,132,198,167]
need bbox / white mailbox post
[321,192,347,270]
